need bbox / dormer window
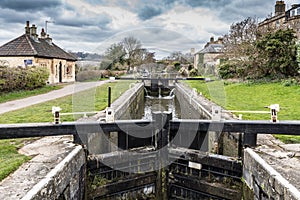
[291,9,296,16]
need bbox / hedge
[0,66,49,93]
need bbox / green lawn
[0,80,133,181]
[0,138,32,181]
[0,85,63,104]
[0,81,133,124]
[185,80,300,143]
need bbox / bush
[281,78,299,87]
[218,63,236,79]
[0,66,48,93]
[76,70,103,82]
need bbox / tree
[122,36,142,71]
[255,29,299,78]
[221,17,258,78]
[101,42,126,70]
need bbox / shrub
[76,70,103,82]
[218,63,236,79]
[0,66,48,93]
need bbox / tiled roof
[198,43,224,54]
[0,34,77,61]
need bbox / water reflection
[142,94,180,120]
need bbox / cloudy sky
[0,0,298,59]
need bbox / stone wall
[0,136,86,200]
[243,148,300,200]
[80,82,144,154]
[175,82,241,156]
[0,56,75,84]
[112,82,144,120]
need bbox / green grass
[0,138,32,181]
[0,81,133,123]
[0,85,63,104]
[185,80,300,143]
[0,80,133,181]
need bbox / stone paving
[256,134,300,191]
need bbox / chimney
[210,36,214,43]
[45,34,52,45]
[275,1,285,16]
[30,24,38,40]
[40,28,46,38]
[25,21,30,34]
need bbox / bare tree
[223,17,258,63]
[220,17,259,78]
[122,36,142,71]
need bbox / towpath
[0,80,110,115]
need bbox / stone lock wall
[243,148,300,200]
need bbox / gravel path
[0,80,110,115]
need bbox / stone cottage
[194,37,224,75]
[0,21,77,84]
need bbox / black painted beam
[0,120,154,139]
[170,119,300,135]
[0,119,299,140]
[115,77,207,81]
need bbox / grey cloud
[55,13,111,29]
[0,8,41,24]
[217,0,273,22]
[138,6,163,20]
[185,0,234,8]
[0,0,62,11]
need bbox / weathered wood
[115,77,207,81]
[170,119,300,135]
[169,147,242,175]
[0,120,153,139]
[89,172,157,198]
[169,173,241,200]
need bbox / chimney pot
[275,1,285,16]
[41,28,46,38]
[30,24,38,41]
[25,21,30,34]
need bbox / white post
[52,106,61,124]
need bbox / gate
[0,112,300,199]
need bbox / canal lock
[85,82,243,200]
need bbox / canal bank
[1,80,299,199]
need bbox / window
[291,10,295,17]
[276,21,280,28]
[66,65,72,75]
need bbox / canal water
[142,89,181,120]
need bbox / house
[258,1,300,39]
[194,37,224,75]
[0,21,77,84]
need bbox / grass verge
[0,81,133,123]
[0,80,134,181]
[0,138,32,181]
[0,85,63,104]
[185,80,300,143]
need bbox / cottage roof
[0,34,77,61]
[198,43,224,54]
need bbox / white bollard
[52,106,61,124]
[105,107,115,122]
